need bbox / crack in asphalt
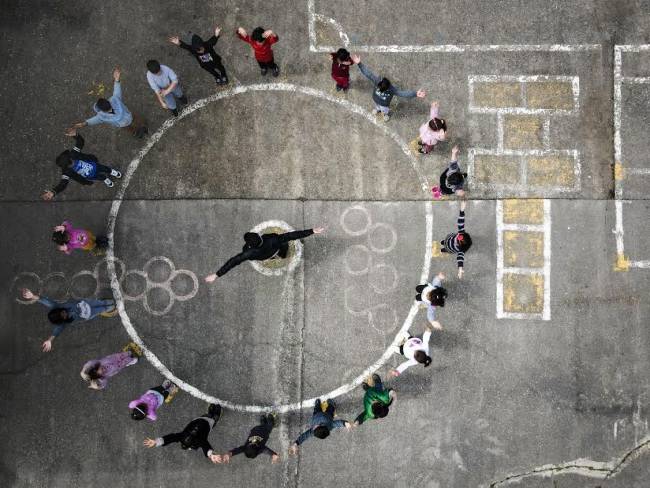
[488,436,650,487]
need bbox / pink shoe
[431,186,442,200]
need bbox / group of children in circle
[23,21,474,464]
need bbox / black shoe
[221,76,229,84]
[371,373,381,384]
[170,108,179,117]
[271,66,280,77]
[336,85,342,91]
[178,95,188,105]
[207,403,222,421]
[362,382,370,391]
[261,68,268,76]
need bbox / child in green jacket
[353,374,396,425]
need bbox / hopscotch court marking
[613,45,650,270]
[496,200,551,320]
[467,75,581,196]
[106,82,433,413]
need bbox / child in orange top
[236,26,279,76]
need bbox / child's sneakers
[271,65,280,77]
[207,403,223,421]
[383,113,391,122]
[265,412,279,427]
[162,380,180,403]
[260,67,268,76]
[123,341,143,358]
[110,169,122,178]
[103,178,114,188]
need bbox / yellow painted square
[473,82,522,109]
[502,199,545,224]
[474,154,522,185]
[527,156,576,187]
[503,115,544,150]
[503,231,545,268]
[525,82,575,111]
[503,273,544,313]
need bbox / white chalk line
[106,82,432,413]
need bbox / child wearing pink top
[129,380,179,421]
[417,101,447,154]
[51,221,107,255]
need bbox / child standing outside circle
[432,145,467,199]
[389,323,435,377]
[415,271,447,328]
[418,101,447,154]
[352,54,426,121]
[129,379,179,421]
[236,26,279,77]
[51,221,107,255]
[80,343,142,390]
[146,60,187,117]
[330,48,354,91]
[169,26,229,86]
[353,374,396,426]
[41,131,122,201]
[440,200,472,278]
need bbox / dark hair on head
[414,350,432,367]
[428,117,447,132]
[52,230,71,245]
[252,27,265,42]
[48,307,73,325]
[146,59,161,73]
[244,232,263,248]
[131,404,147,421]
[96,98,112,112]
[56,151,72,168]
[426,286,447,307]
[191,34,204,51]
[377,78,391,92]
[335,48,350,61]
[86,362,102,380]
[244,443,261,458]
[371,402,390,418]
[447,171,465,187]
[456,232,472,252]
[313,425,330,439]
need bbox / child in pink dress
[51,220,107,254]
[129,380,179,421]
[80,343,142,390]
[418,101,447,154]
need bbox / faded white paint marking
[106,82,433,412]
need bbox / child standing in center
[330,48,354,91]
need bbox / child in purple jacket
[52,221,108,255]
[129,380,179,421]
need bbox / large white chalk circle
[106,82,433,413]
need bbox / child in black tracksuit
[41,131,121,201]
[169,26,228,85]
[204,226,325,282]
[222,413,280,463]
[144,403,223,463]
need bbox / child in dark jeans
[236,26,279,76]
[169,26,229,85]
[221,413,280,463]
[289,399,351,455]
[129,379,179,421]
[41,130,121,200]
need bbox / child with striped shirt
[441,201,472,278]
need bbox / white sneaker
[383,113,391,122]
[110,169,122,178]
[103,178,114,188]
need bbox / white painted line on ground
[496,201,505,319]
[542,200,552,321]
[106,82,433,413]
[500,223,545,232]
[613,45,650,269]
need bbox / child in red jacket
[330,48,355,91]
[236,26,279,76]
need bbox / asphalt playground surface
[1,1,650,487]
